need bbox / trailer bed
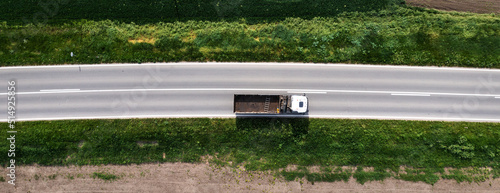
[233,95,281,114]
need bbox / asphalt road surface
[1,62,499,122]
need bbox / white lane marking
[0,88,499,98]
[391,93,431,97]
[308,115,500,122]
[288,91,327,94]
[39,89,80,92]
[1,114,500,122]
[2,62,500,72]
[495,96,500,99]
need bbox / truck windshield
[299,102,304,107]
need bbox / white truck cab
[290,95,308,114]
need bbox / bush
[440,136,475,159]
[132,42,154,51]
[155,36,184,51]
[194,27,257,49]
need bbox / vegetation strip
[1,118,499,184]
[1,5,498,67]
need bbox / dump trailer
[233,94,308,114]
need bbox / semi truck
[233,94,308,114]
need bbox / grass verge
[1,118,499,184]
[1,6,498,67]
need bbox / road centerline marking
[288,91,327,94]
[40,89,81,92]
[0,88,497,98]
[391,93,431,97]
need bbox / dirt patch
[406,0,500,14]
[1,163,500,193]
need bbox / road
[1,62,499,122]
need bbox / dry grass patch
[136,140,158,147]
[128,37,156,44]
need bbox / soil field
[406,0,500,13]
[2,163,499,193]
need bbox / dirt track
[406,0,499,13]
[2,163,500,193]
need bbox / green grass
[92,172,119,181]
[281,166,352,183]
[353,166,392,184]
[1,118,499,184]
[1,6,498,67]
[397,168,442,185]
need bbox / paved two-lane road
[1,62,499,122]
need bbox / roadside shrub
[131,42,154,51]
[355,23,395,63]
[271,24,298,45]
[155,36,184,51]
[194,28,257,49]
[441,136,475,159]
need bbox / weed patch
[353,167,391,184]
[92,172,119,181]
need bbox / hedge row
[2,0,403,24]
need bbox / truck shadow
[235,116,310,137]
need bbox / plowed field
[406,0,499,13]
